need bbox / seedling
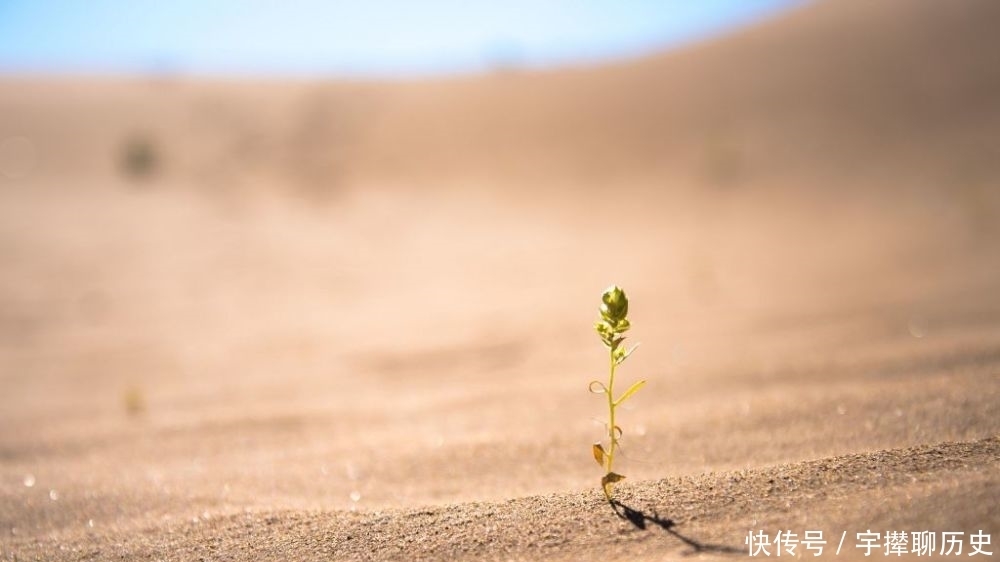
[590,285,645,500]
[123,384,145,417]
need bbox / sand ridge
[6,438,997,560]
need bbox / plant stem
[607,348,617,473]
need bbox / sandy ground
[2,0,1000,560]
[1,181,997,561]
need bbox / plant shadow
[610,500,743,556]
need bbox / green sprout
[590,285,645,501]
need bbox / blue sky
[0,1,802,77]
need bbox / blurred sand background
[1,0,999,559]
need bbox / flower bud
[600,285,629,323]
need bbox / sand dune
[2,0,999,194]
[1,0,998,560]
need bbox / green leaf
[592,443,606,467]
[613,347,625,363]
[614,379,646,406]
[614,342,640,365]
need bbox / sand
[2,0,999,560]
